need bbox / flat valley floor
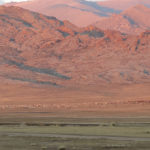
[0,83,150,150]
[0,83,150,117]
[0,116,150,150]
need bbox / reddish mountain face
[8,0,150,34]
[0,6,150,88]
[99,0,150,10]
[95,5,150,34]
[7,0,120,27]
[0,6,150,115]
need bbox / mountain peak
[6,0,120,27]
[123,4,150,14]
[132,4,148,10]
[95,4,150,35]
[0,6,150,93]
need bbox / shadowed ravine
[5,59,71,80]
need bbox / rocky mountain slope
[99,0,150,10]
[95,5,150,34]
[8,0,150,34]
[6,0,120,27]
[0,6,150,88]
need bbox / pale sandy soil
[0,83,150,117]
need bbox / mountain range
[95,4,150,34]
[0,5,150,88]
[6,0,121,26]
[0,1,150,114]
[7,0,150,35]
[99,0,150,10]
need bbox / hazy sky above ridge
[0,0,108,4]
[0,0,28,4]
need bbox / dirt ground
[0,82,150,117]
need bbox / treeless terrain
[7,0,120,27]
[0,6,150,116]
[95,5,150,34]
[8,0,150,34]
[99,0,150,10]
[0,83,150,117]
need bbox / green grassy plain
[1,124,150,137]
[0,135,150,150]
[0,117,150,150]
